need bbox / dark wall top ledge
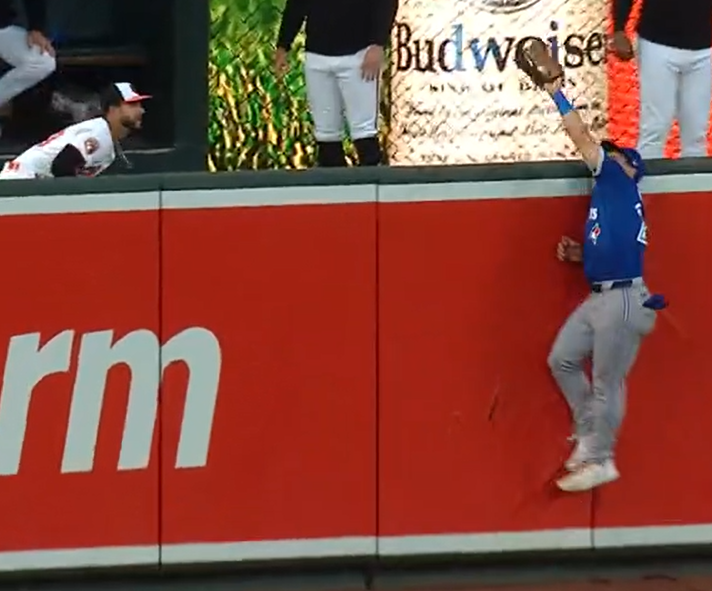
[162,156,712,191]
[0,157,712,198]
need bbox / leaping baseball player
[515,40,667,492]
[0,82,150,179]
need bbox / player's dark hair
[99,84,124,113]
[601,139,636,168]
[601,139,623,154]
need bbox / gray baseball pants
[547,280,657,464]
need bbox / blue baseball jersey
[583,147,647,284]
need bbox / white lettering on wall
[0,327,221,476]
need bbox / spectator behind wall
[275,0,398,168]
[0,0,56,137]
[612,0,712,159]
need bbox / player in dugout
[275,0,399,168]
[0,82,150,179]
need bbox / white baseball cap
[113,82,152,103]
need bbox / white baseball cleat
[565,435,590,472]
[556,460,619,492]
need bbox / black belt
[591,280,633,293]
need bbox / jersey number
[635,202,648,246]
[637,221,648,245]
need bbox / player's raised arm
[544,77,602,173]
[515,38,602,173]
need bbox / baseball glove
[514,37,564,88]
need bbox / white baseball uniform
[276,0,397,160]
[304,47,379,142]
[637,37,712,158]
[0,116,115,179]
[615,0,712,158]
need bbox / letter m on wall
[0,328,222,476]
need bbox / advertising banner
[209,0,712,170]
[388,0,608,164]
[0,194,160,567]
[159,192,378,560]
[0,179,711,571]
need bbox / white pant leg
[637,38,679,159]
[0,26,56,108]
[677,46,712,157]
[335,48,379,140]
[304,52,345,142]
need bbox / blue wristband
[552,90,574,116]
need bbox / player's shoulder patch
[84,137,100,155]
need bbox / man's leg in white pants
[677,47,712,157]
[637,37,679,159]
[304,52,347,167]
[0,26,55,109]
[336,48,382,166]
